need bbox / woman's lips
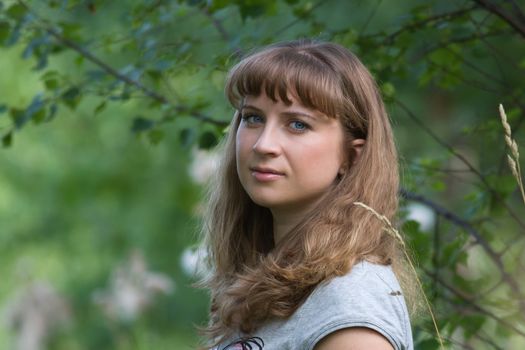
[250,167,285,182]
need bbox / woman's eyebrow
[240,104,262,112]
[281,111,317,120]
[240,105,319,121]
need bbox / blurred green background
[1,0,524,349]
[0,43,208,349]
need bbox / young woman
[200,39,416,350]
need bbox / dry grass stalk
[499,104,525,205]
[353,201,445,350]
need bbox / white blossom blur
[92,250,174,323]
[405,203,436,232]
[180,245,209,278]
[4,281,71,350]
[189,147,220,184]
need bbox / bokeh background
[0,0,524,349]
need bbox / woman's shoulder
[321,260,402,295]
[295,260,413,350]
[302,261,405,317]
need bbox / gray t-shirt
[215,261,413,350]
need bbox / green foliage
[1,0,525,349]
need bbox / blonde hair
[199,39,415,347]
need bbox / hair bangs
[226,48,345,119]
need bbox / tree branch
[473,0,525,39]
[401,188,501,263]
[395,99,525,231]
[411,29,510,62]
[49,28,226,126]
[201,6,243,59]
[425,59,501,93]
[397,102,525,314]
[424,268,525,339]
[271,0,330,37]
[17,0,228,128]
[358,0,383,36]
[383,5,479,45]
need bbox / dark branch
[201,6,243,59]
[358,0,383,35]
[383,4,479,45]
[424,268,525,338]
[17,0,228,128]
[411,29,510,62]
[473,0,525,39]
[401,188,500,263]
[395,99,525,231]
[46,28,226,127]
[396,103,525,314]
[271,0,330,37]
[425,60,501,94]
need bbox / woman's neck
[271,203,316,245]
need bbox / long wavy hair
[199,39,414,347]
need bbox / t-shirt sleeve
[296,262,412,350]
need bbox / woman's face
[235,93,346,213]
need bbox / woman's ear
[338,138,366,176]
[351,138,365,164]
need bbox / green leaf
[32,109,46,124]
[59,22,83,41]
[44,78,59,90]
[0,104,7,114]
[148,129,165,145]
[380,82,396,99]
[440,235,467,267]
[180,128,196,147]
[131,117,155,132]
[333,30,358,48]
[403,219,427,252]
[431,180,445,192]
[146,69,162,82]
[487,174,517,200]
[61,87,81,110]
[236,0,277,20]
[198,130,218,149]
[47,103,58,121]
[47,0,60,8]
[12,94,45,129]
[462,314,486,338]
[0,21,10,44]
[415,337,440,350]
[2,131,12,147]
[6,4,27,21]
[94,101,107,115]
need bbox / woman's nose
[252,126,281,156]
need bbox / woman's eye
[241,114,264,125]
[289,120,309,132]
